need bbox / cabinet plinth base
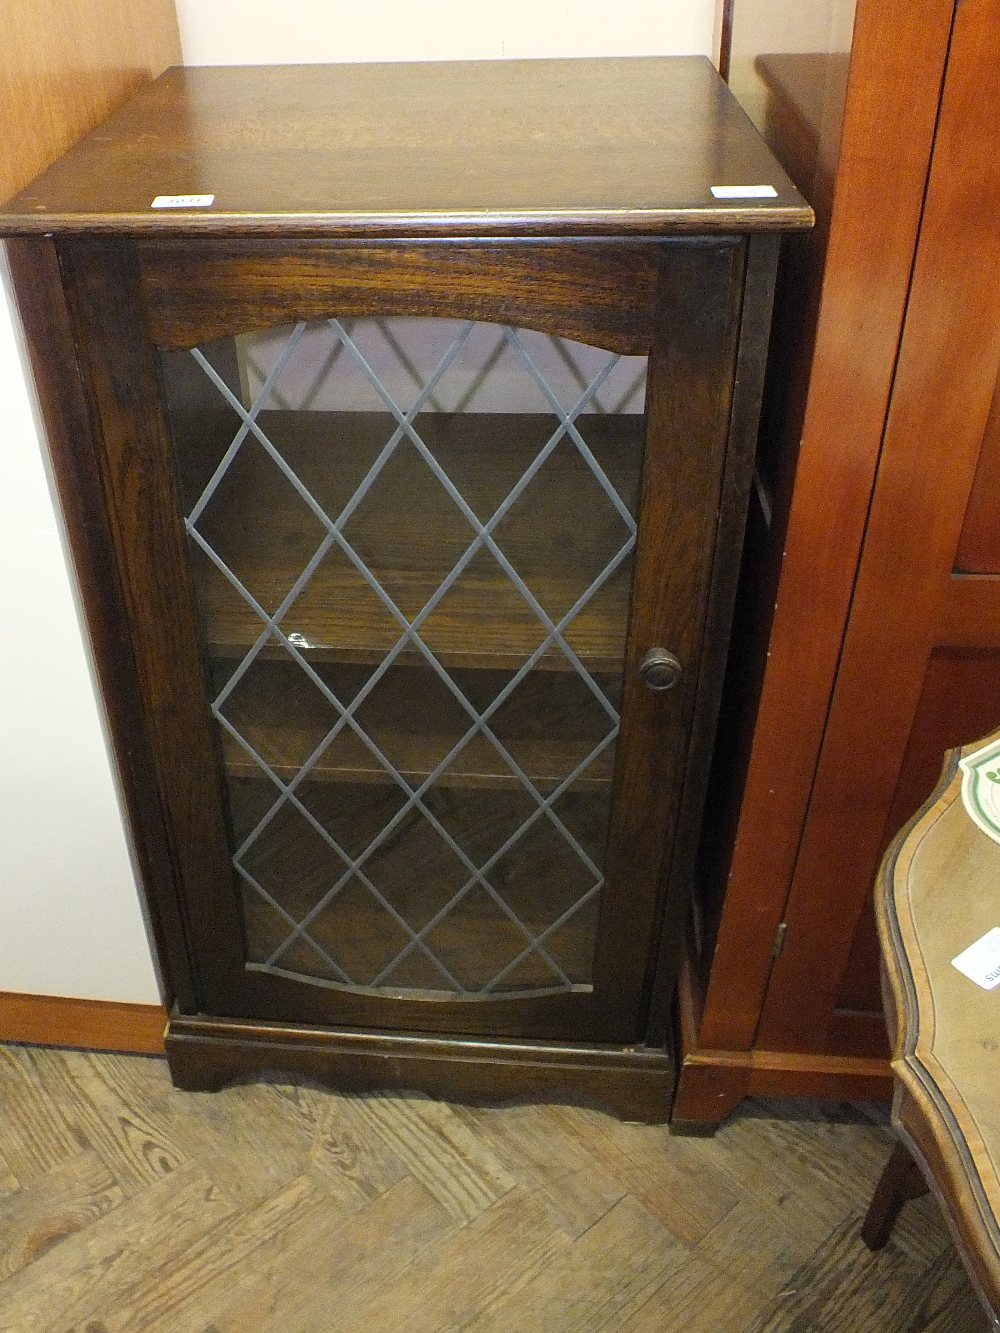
[672,934,893,1131]
[670,1045,893,1131]
[165,1013,675,1123]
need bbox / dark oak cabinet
[2,58,809,1119]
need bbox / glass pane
[160,317,645,999]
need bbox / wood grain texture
[598,239,748,1037]
[0,993,166,1055]
[875,732,1000,1322]
[691,0,957,1059]
[324,1093,516,1224]
[757,0,1000,1055]
[672,932,892,1128]
[165,1013,676,1124]
[219,661,617,790]
[883,650,1000,861]
[0,1150,123,1283]
[14,53,799,1102]
[0,1043,986,1332]
[33,1048,186,1197]
[0,59,810,239]
[343,1185,569,1332]
[956,376,1000,573]
[0,1162,234,1332]
[141,241,659,353]
[644,230,779,1045]
[173,1177,449,1333]
[0,0,180,205]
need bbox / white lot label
[952,927,1000,990]
[151,194,215,209]
[710,185,778,199]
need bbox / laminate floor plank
[275,1083,412,1200]
[336,1186,572,1333]
[0,1152,19,1196]
[915,1246,997,1332]
[240,1178,453,1333]
[334,1090,517,1223]
[740,1214,992,1333]
[614,1199,799,1332]
[0,1046,87,1183]
[677,1098,894,1261]
[0,1159,233,1333]
[542,1103,740,1244]
[0,1149,123,1283]
[142,1080,344,1209]
[463,1193,684,1332]
[887,1189,959,1268]
[31,1049,185,1196]
[89,1173,367,1332]
[455,1102,627,1238]
[0,1045,986,1333]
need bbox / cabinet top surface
[0,58,811,240]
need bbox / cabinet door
[63,238,750,1044]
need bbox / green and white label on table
[960,735,1000,847]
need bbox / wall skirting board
[0,992,167,1055]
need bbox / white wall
[175,0,718,64]
[3,0,720,1005]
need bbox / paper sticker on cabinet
[952,927,1000,990]
[711,185,778,199]
[151,194,215,209]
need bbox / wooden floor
[0,1044,987,1332]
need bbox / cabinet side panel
[4,237,196,1011]
[833,646,1000,1023]
[646,233,778,1043]
[757,0,1000,1054]
[696,0,955,1053]
[0,0,180,203]
[689,0,863,1002]
[57,237,246,1012]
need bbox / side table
[863,729,1000,1327]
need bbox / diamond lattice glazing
[164,318,645,998]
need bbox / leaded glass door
[65,238,747,1044]
[164,311,646,1002]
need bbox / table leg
[862,1138,929,1250]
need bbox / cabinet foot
[670,1055,749,1132]
[670,1041,892,1131]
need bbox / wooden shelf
[217,661,617,791]
[179,410,642,673]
